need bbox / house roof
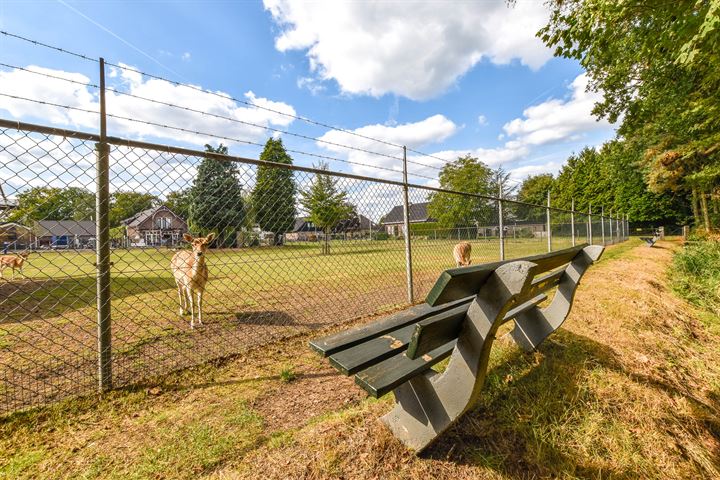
[291,214,380,233]
[121,205,186,228]
[0,222,31,231]
[381,202,435,225]
[34,220,96,237]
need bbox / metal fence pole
[498,182,505,261]
[546,191,552,252]
[96,58,112,391]
[609,209,614,244]
[601,206,606,245]
[401,146,414,304]
[571,198,576,247]
[588,204,593,244]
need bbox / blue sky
[0,0,617,189]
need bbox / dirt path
[2,239,719,479]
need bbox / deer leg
[177,284,186,316]
[196,290,203,325]
[187,286,195,329]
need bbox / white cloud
[502,74,611,147]
[264,0,552,100]
[477,115,488,126]
[181,52,191,61]
[316,114,458,181]
[0,64,297,148]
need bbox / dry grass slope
[1,238,719,479]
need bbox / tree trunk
[700,190,711,231]
[692,188,701,228]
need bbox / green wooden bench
[310,244,604,453]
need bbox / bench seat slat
[425,244,587,307]
[355,341,456,398]
[309,296,473,357]
[405,292,548,359]
[329,302,473,375]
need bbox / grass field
[1,238,718,479]
[0,235,576,412]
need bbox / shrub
[671,236,720,315]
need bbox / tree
[109,191,158,227]
[164,188,192,221]
[9,186,94,223]
[299,162,352,254]
[189,144,246,247]
[252,138,297,245]
[539,0,719,228]
[517,174,555,222]
[427,155,495,229]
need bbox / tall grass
[671,236,720,315]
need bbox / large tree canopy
[428,155,495,228]
[9,187,94,223]
[252,138,297,245]
[516,174,555,222]
[189,144,246,247]
[540,0,720,228]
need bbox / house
[285,214,379,242]
[284,217,320,242]
[33,220,96,249]
[122,205,188,247]
[380,202,436,236]
[0,222,33,251]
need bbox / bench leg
[381,261,536,453]
[509,245,603,352]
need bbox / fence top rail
[1,117,622,218]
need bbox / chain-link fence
[0,119,630,413]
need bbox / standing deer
[0,252,31,280]
[171,233,215,329]
[453,242,472,267]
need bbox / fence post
[588,204,593,244]
[546,191,552,252]
[601,206,606,245]
[617,214,621,242]
[96,58,112,391]
[498,182,505,261]
[401,146,414,304]
[609,209,614,244]
[570,198,576,247]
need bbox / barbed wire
[0,93,437,182]
[0,30,98,63]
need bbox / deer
[0,252,31,280]
[453,242,472,268]
[170,233,215,329]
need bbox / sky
[0,0,618,198]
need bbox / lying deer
[171,233,215,329]
[453,242,472,267]
[0,252,31,280]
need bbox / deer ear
[205,232,216,243]
[183,233,194,243]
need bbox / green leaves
[252,138,296,243]
[427,155,494,228]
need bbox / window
[156,217,172,229]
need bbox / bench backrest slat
[406,292,548,359]
[425,244,588,307]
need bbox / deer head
[183,233,216,260]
